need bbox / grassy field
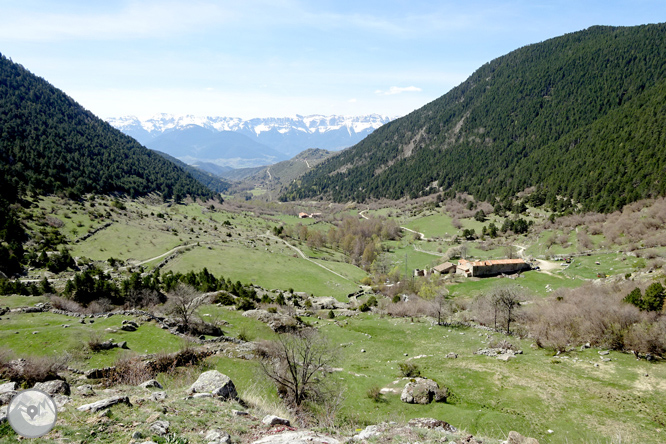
[311,313,666,443]
[162,244,362,298]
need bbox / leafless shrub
[258,329,338,408]
[526,282,650,352]
[106,353,153,386]
[385,296,433,318]
[86,331,107,352]
[0,353,68,386]
[488,338,515,350]
[50,295,83,313]
[86,298,113,314]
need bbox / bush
[214,292,235,305]
[398,362,421,378]
[236,298,256,311]
[328,310,335,319]
[0,352,68,387]
[366,386,385,403]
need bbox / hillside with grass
[282,24,666,212]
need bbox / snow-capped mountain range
[107,113,393,159]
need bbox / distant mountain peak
[107,113,395,161]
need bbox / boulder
[206,429,231,444]
[0,382,17,394]
[311,297,344,310]
[262,415,290,426]
[506,430,540,444]
[139,379,163,389]
[33,379,71,396]
[408,418,457,433]
[151,392,167,401]
[77,396,131,413]
[121,324,137,332]
[353,425,381,441]
[401,378,447,404]
[149,420,170,436]
[252,431,341,444]
[75,385,95,397]
[188,370,237,400]
[85,366,116,379]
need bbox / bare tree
[258,329,337,407]
[429,294,451,326]
[165,284,207,334]
[492,286,522,334]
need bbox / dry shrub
[50,295,83,313]
[525,282,663,353]
[106,353,153,386]
[385,296,433,318]
[86,331,107,352]
[0,353,68,387]
[86,298,113,314]
[149,345,210,374]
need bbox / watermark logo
[7,389,58,438]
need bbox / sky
[1,0,665,120]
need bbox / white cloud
[348,98,357,103]
[376,86,422,96]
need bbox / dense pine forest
[0,53,219,275]
[281,24,666,212]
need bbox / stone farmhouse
[456,258,530,277]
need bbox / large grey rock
[401,378,447,404]
[77,395,131,412]
[85,366,116,379]
[139,379,163,389]
[149,420,170,436]
[34,379,71,396]
[506,430,540,444]
[262,415,290,426]
[311,297,345,310]
[408,418,457,433]
[0,391,17,406]
[0,382,17,394]
[151,392,167,401]
[353,425,381,441]
[75,384,95,397]
[188,370,237,399]
[206,429,231,444]
[252,431,341,444]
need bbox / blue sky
[1,0,665,119]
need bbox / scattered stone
[53,394,71,409]
[353,425,381,441]
[243,309,301,333]
[151,392,167,401]
[361,349,366,353]
[80,319,86,324]
[401,378,447,404]
[121,323,137,332]
[252,431,340,444]
[32,331,39,334]
[139,379,163,389]
[33,380,71,396]
[262,415,291,426]
[75,385,95,397]
[506,430,540,444]
[445,352,458,359]
[192,393,212,399]
[85,366,116,379]
[117,341,128,349]
[77,395,131,413]
[598,350,610,356]
[407,418,457,433]
[149,420,170,436]
[188,370,237,400]
[132,431,143,440]
[232,410,249,416]
[206,429,231,443]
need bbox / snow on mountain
[106,113,394,155]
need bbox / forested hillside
[152,150,230,194]
[282,24,666,212]
[0,53,216,275]
[0,53,214,202]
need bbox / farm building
[456,258,530,277]
[433,262,457,275]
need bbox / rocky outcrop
[243,309,301,333]
[262,415,290,426]
[33,380,71,396]
[401,378,447,404]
